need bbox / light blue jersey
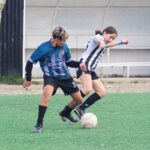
[29,40,71,79]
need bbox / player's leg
[34,76,56,133]
[75,79,106,118]
[81,79,106,109]
[75,72,106,118]
[63,72,92,119]
[73,72,93,118]
[59,77,83,123]
[60,91,83,123]
[34,84,54,133]
[79,72,93,97]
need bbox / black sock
[80,90,86,98]
[79,93,101,110]
[37,105,47,125]
[61,105,73,116]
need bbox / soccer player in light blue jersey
[23,26,86,133]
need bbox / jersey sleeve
[29,44,49,63]
[93,34,104,43]
[64,44,71,62]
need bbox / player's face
[103,32,117,43]
[56,39,66,47]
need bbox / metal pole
[22,0,25,78]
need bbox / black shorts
[76,68,99,80]
[43,76,79,95]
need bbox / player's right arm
[94,35,105,49]
[23,60,33,89]
[23,43,50,89]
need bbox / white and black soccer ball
[81,113,97,128]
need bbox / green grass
[0,76,23,84]
[0,93,150,150]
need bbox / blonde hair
[52,26,69,40]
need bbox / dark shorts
[43,76,79,95]
[76,68,99,80]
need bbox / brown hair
[95,29,103,35]
[95,26,118,36]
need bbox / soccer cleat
[33,124,43,133]
[59,111,78,123]
[74,106,85,119]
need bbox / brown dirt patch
[0,78,149,95]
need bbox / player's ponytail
[95,29,103,35]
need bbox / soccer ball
[81,113,97,128]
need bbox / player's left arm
[66,60,86,71]
[105,39,129,48]
[66,60,80,68]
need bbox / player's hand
[23,80,31,90]
[121,39,128,45]
[79,63,87,71]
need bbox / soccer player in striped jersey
[74,26,128,118]
[23,26,86,133]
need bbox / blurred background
[0,0,150,78]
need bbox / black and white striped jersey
[79,34,106,71]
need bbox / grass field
[0,93,150,150]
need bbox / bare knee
[83,88,93,95]
[41,91,52,105]
[97,88,106,97]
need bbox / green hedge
[0,76,23,84]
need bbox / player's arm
[105,39,128,48]
[23,45,49,89]
[66,60,86,71]
[65,45,80,68]
[24,48,41,82]
[66,60,79,68]
[25,60,33,81]
[94,37,105,49]
[65,46,86,70]
[23,60,33,89]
